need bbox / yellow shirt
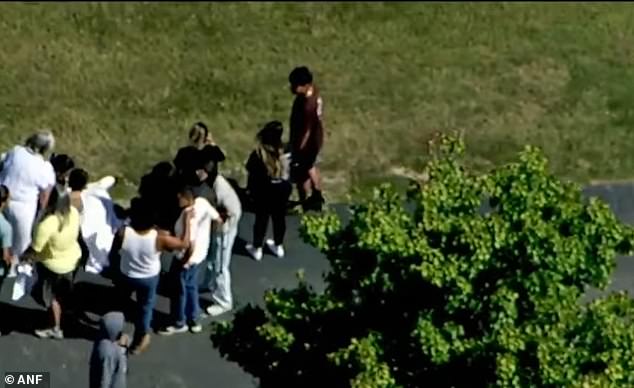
[32,207,82,274]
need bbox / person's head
[188,122,211,149]
[256,121,284,149]
[43,187,72,230]
[174,146,202,174]
[289,66,313,95]
[151,161,175,179]
[69,168,89,192]
[176,184,197,209]
[25,130,55,156]
[256,121,285,179]
[98,311,125,342]
[50,154,76,185]
[128,197,156,231]
[0,185,10,210]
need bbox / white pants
[204,225,238,310]
[4,199,38,258]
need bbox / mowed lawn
[1,2,634,200]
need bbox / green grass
[1,2,634,201]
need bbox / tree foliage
[211,133,634,388]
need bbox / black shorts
[290,151,320,183]
[34,263,74,309]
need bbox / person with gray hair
[0,130,56,277]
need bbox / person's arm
[25,216,56,261]
[298,99,318,151]
[1,221,14,266]
[2,248,11,267]
[157,209,193,252]
[38,189,52,213]
[246,151,266,194]
[37,162,56,213]
[180,214,199,267]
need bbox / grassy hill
[1,2,634,201]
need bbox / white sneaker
[157,325,188,336]
[246,244,263,261]
[206,304,231,317]
[189,324,203,334]
[266,239,285,258]
[6,262,17,278]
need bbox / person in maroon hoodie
[288,66,325,212]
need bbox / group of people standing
[0,65,326,383]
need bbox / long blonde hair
[256,121,284,179]
[257,144,283,179]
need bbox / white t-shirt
[0,145,55,204]
[174,197,220,266]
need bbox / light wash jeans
[203,225,238,310]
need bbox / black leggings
[253,182,292,248]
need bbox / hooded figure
[90,312,127,388]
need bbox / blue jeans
[170,262,201,326]
[120,274,159,340]
[202,226,238,310]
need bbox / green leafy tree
[211,133,634,388]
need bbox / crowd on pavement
[0,66,325,387]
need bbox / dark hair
[69,168,89,192]
[50,154,75,175]
[257,121,284,148]
[151,161,174,178]
[128,198,156,231]
[176,184,196,199]
[0,185,9,206]
[200,144,225,164]
[289,66,313,87]
[174,146,203,173]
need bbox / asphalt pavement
[1,183,634,388]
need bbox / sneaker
[266,239,285,258]
[6,262,17,278]
[189,324,203,334]
[35,327,64,340]
[304,192,325,212]
[206,304,231,317]
[157,325,188,336]
[130,334,151,355]
[245,244,263,261]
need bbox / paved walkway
[0,210,330,388]
[1,183,633,387]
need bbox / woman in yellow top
[23,187,81,340]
